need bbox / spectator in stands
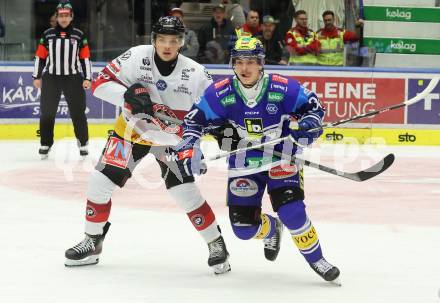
[221,0,246,29]
[197,4,235,64]
[170,7,199,60]
[236,9,262,38]
[257,15,287,65]
[316,10,360,66]
[285,10,320,65]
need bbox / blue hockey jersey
[182,74,325,169]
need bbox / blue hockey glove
[173,136,207,178]
[289,117,323,147]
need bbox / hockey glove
[289,117,323,147]
[174,136,207,178]
[123,83,154,116]
[209,123,241,152]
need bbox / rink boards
[0,63,439,145]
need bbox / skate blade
[64,255,99,267]
[211,260,231,275]
[329,277,342,287]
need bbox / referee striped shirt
[33,25,92,80]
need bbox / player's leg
[62,75,89,155]
[154,149,230,274]
[268,166,340,283]
[227,174,283,261]
[39,74,62,158]
[65,132,150,266]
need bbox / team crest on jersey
[244,118,263,137]
[156,80,167,91]
[101,137,133,169]
[272,74,288,84]
[214,78,230,89]
[151,104,182,136]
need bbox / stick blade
[348,153,395,182]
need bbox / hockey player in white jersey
[64,16,230,274]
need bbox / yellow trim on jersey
[292,225,319,250]
[113,114,154,145]
[254,214,272,239]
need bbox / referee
[33,1,92,159]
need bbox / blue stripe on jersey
[196,96,220,121]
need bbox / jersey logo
[266,103,278,114]
[269,164,298,179]
[101,137,133,169]
[156,80,167,91]
[272,74,288,84]
[267,92,284,102]
[229,178,258,197]
[244,118,263,137]
[220,94,236,107]
[214,78,230,89]
[119,50,131,60]
[142,57,150,66]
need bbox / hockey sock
[278,201,323,263]
[253,214,277,240]
[168,183,221,243]
[85,199,112,236]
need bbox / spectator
[49,13,57,28]
[221,0,246,29]
[32,1,92,159]
[236,9,262,38]
[170,7,199,60]
[285,10,319,65]
[197,4,235,64]
[257,15,287,65]
[316,10,360,66]
[0,15,5,38]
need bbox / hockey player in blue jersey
[173,36,340,284]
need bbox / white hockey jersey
[92,45,213,145]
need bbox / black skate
[39,146,51,160]
[79,145,88,157]
[309,257,341,285]
[207,236,231,274]
[263,217,284,261]
[65,222,111,267]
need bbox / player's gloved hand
[209,123,241,152]
[174,136,207,178]
[289,117,323,147]
[123,83,154,117]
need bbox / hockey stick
[270,149,395,182]
[154,112,393,181]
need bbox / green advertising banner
[364,6,440,23]
[363,37,440,54]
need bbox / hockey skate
[65,222,111,267]
[39,146,51,160]
[309,257,341,286]
[79,145,88,157]
[207,236,231,274]
[263,217,284,261]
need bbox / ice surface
[0,139,439,303]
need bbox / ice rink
[0,139,439,303]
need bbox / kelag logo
[398,133,416,142]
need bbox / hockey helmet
[230,36,265,65]
[151,16,185,46]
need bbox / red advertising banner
[292,76,406,124]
